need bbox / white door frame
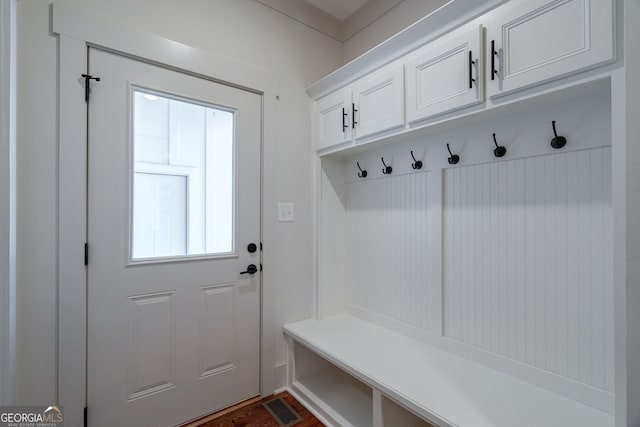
[0,0,17,406]
[54,4,280,426]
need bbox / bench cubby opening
[380,395,433,427]
[290,341,373,427]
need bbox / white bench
[284,314,614,427]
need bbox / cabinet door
[352,65,404,140]
[486,0,614,97]
[314,88,352,151]
[405,26,483,124]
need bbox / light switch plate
[278,203,295,222]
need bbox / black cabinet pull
[352,103,358,129]
[491,40,497,81]
[468,50,476,89]
[342,107,348,132]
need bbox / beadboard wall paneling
[345,172,432,332]
[319,157,348,319]
[443,147,614,392]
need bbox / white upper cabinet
[486,0,614,97]
[315,87,351,151]
[352,65,405,140]
[314,65,405,151]
[406,26,484,124]
[311,0,615,152]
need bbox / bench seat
[284,314,614,427]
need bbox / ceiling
[303,0,371,21]
[255,0,406,43]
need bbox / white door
[314,87,352,151]
[486,0,614,97]
[353,64,404,140]
[405,25,483,124]
[86,48,261,427]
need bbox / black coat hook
[550,120,567,149]
[381,157,392,175]
[356,162,367,178]
[410,151,422,170]
[447,144,460,165]
[492,133,507,157]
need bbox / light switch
[278,203,295,222]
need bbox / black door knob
[247,243,257,253]
[240,264,258,275]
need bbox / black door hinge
[260,263,263,272]
[84,243,88,266]
[81,74,101,103]
[84,406,87,427]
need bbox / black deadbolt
[247,243,257,253]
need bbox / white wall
[16,0,342,404]
[0,0,17,406]
[342,0,449,63]
[342,0,403,42]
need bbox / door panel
[87,48,261,427]
[199,284,237,377]
[127,292,177,401]
[353,65,404,140]
[406,26,483,123]
[314,88,351,151]
[486,0,614,97]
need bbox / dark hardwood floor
[186,391,324,427]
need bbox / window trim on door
[127,84,240,265]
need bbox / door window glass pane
[132,89,235,260]
[133,173,187,258]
